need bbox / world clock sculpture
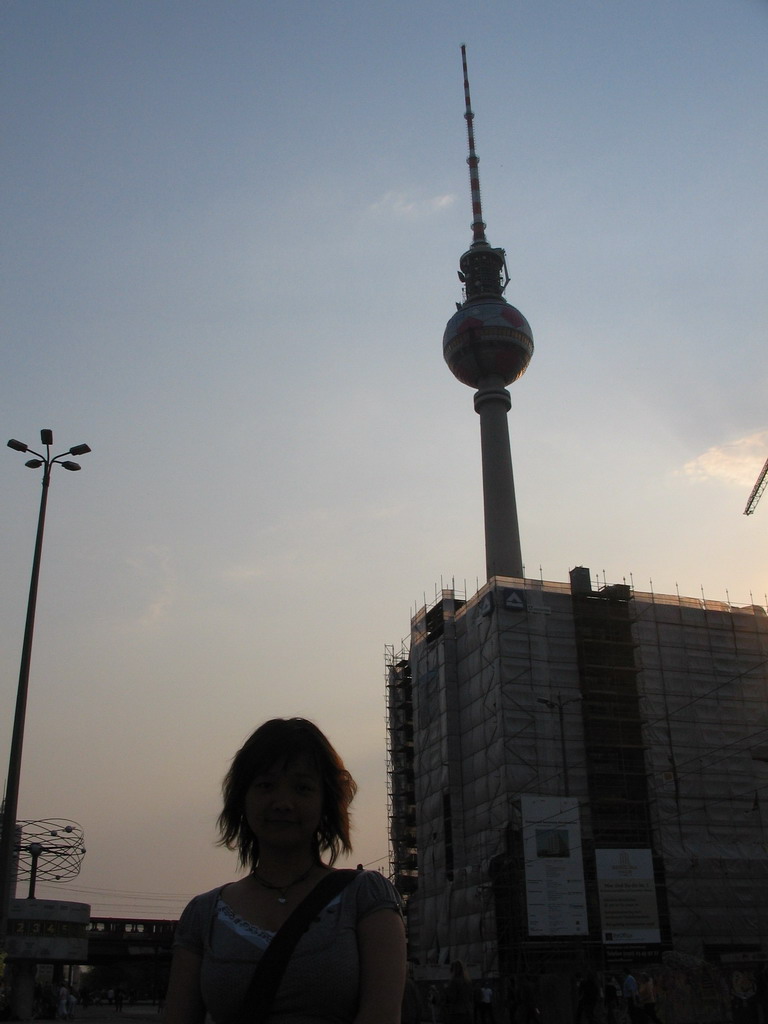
[14,818,86,898]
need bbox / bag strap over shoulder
[230,868,359,1024]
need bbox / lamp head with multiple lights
[7,432,91,472]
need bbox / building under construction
[386,568,768,1011]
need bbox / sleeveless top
[174,870,401,1024]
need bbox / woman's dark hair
[450,961,470,982]
[217,718,357,869]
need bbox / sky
[1,0,767,920]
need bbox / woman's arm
[164,946,207,1024]
[355,908,407,1024]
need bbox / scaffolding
[385,642,418,900]
[386,572,768,993]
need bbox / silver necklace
[251,864,315,904]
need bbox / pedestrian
[515,977,540,1024]
[576,973,599,1024]
[604,976,621,1024]
[638,974,661,1024]
[478,982,494,1024]
[402,967,421,1024]
[428,985,440,1024]
[732,970,759,1024]
[444,962,474,1024]
[56,985,69,1020]
[622,968,641,1024]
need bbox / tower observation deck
[443,46,533,580]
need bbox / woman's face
[244,753,324,854]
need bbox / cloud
[220,564,265,582]
[368,504,403,520]
[681,431,768,488]
[369,191,456,217]
[125,545,178,626]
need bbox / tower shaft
[475,379,523,578]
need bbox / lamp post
[0,429,91,947]
[537,693,581,797]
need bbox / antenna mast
[458,46,509,298]
[462,44,487,247]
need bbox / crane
[744,455,768,515]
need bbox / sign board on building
[521,794,588,936]
[502,588,527,612]
[595,848,661,944]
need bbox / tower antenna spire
[456,45,509,298]
[461,44,488,247]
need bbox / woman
[444,961,473,1024]
[165,718,406,1024]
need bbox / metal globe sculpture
[15,818,86,893]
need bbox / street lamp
[537,692,582,797]
[0,429,91,947]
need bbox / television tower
[443,45,534,580]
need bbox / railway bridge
[85,917,177,964]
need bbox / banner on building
[595,848,661,944]
[521,794,588,936]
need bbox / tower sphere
[443,296,533,389]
